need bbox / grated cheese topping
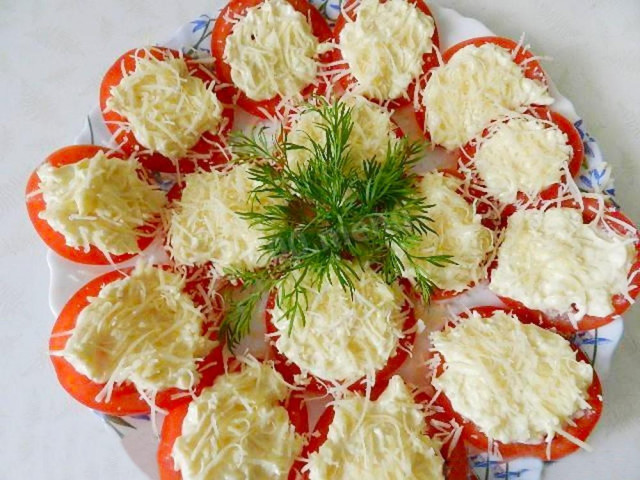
[172,359,302,480]
[271,267,406,383]
[431,310,593,444]
[490,208,635,320]
[307,375,445,479]
[339,0,435,100]
[37,151,166,256]
[106,50,223,160]
[286,95,397,171]
[472,116,573,203]
[224,0,323,101]
[423,43,553,150]
[167,164,273,273]
[62,263,214,394]
[400,171,494,293]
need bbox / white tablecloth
[1,0,638,478]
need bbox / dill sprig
[219,99,453,348]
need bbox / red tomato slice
[100,46,235,173]
[432,306,604,461]
[25,144,161,265]
[293,381,471,479]
[415,36,549,134]
[211,0,333,119]
[157,371,309,480]
[49,267,225,416]
[497,196,640,333]
[333,0,440,109]
[457,107,585,207]
[264,285,417,395]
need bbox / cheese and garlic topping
[271,267,406,383]
[472,116,573,203]
[339,0,435,100]
[224,0,323,101]
[423,43,553,150]
[307,375,445,480]
[400,171,493,293]
[172,360,302,480]
[63,263,214,394]
[167,164,272,273]
[37,151,166,256]
[106,51,223,160]
[286,95,397,171]
[490,208,635,320]
[431,310,594,444]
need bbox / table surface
[1,0,639,479]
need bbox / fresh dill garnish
[219,98,454,349]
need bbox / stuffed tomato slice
[49,264,224,416]
[25,144,166,265]
[490,196,640,332]
[157,358,309,480]
[211,0,333,119]
[100,46,235,173]
[429,306,603,461]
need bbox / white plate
[46,2,624,479]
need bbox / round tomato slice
[25,144,160,265]
[157,375,309,480]
[415,35,549,133]
[333,0,440,109]
[497,197,640,333]
[457,107,585,207]
[432,306,604,461]
[49,267,225,416]
[264,286,417,395]
[211,0,333,119]
[100,46,235,173]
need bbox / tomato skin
[211,0,333,119]
[49,267,225,416]
[100,46,235,173]
[432,306,604,461]
[333,0,440,109]
[25,145,159,265]
[157,375,309,480]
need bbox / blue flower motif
[191,15,211,33]
[579,174,593,189]
[572,332,612,347]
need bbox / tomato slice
[496,196,640,333]
[264,285,417,395]
[157,370,309,480]
[211,0,333,119]
[49,267,225,416]
[25,144,161,265]
[457,107,585,207]
[293,381,471,479]
[414,36,549,133]
[99,46,235,173]
[432,306,604,461]
[332,0,440,109]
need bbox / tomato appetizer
[26,0,638,479]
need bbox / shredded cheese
[62,263,214,395]
[307,375,445,479]
[400,171,494,293]
[172,359,302,480]
[106,50,223,160]
[271,267,406,384]
[423,43,553,150]
[472,116,573,203]
[490,208,635,320]
[286,95,397,171]
[431,310,593,444]
[224,0,324,101]
[339,0,435,100]
[167,164,272,273]
[37,151,166,255]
